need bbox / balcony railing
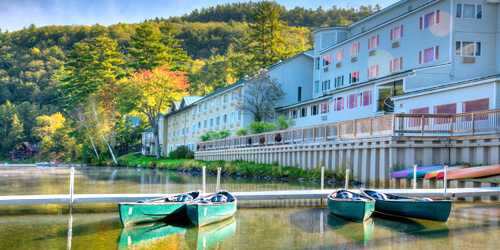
[196,109,500,151]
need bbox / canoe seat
[177,194,194,202]
[336,191,353,199]
[350,197,367,201]
[198,199,212,204]
[418,198,433,202]
[367,192,387,200]
[135,200,148,203]
[211,194,228,202]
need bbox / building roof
[181,96,203,107]
[143,127,153,133]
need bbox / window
[203,119,207,129]
[390,57,403,72]
[203,102,207,111]
[216,97,220,107]
[457,4,482,19]
[462,98,489,113]
[168,131,171,137]
[323,55,331,66]
[186,127,189,134]
[315,57,320,70]
[237,89,242,99]
[210,100,214,109]
[298,87,302,102]
[420,10,440,30]
[192,124,196,133]
[419,46,439,64]
[390,25,403,41]
[350,42,360,56]
[311,105,319,116]
[322,80,331,91]
[198,105,202,112]
[349,71,359,84]
[223,94,228,104]
[192,108,196,116]
[367,65,379,79]
[237,110,241,121]
[209,118,213,128]
[334,97,344,111]
[368,35,379,50]
[334,76,344,88]
[455,41,481,56]
[215,116,220,126]
[434,103,457,125]
[361,90,372,106]
[348,94,358,109]
[230,112,235,123]
[314,81,319,94]
[335,49,344,62]
[222,114,227,124]
[321,102,330,114]
[409,107,430,127]
[230,92,235,102]
[198,121,201,129]
[300,107,307,118]
[291,110,298,119]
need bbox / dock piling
[413,165,417,189]
[216,167,221,192]
[69,166,74,205]
[444,165,448,198]
[321,166,325,190]
[202,166,206,193]
[345,169,350,190]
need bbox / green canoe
[186,190,237,227]
[327,213,374,244]
[117,219,188,249]
[118,190,202,227]
[361,189,452,222]
[327,189,375,222]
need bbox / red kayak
[424,165,469,179]
[436,165,500,180]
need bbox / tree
[243,69,285,122]
[7,114,24,150]
[129,22,190,71]
[238,1,293,68]
[117,65,188,159]
[34,112,75,161]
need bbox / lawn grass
[117,152,355,182]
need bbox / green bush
[219,129,231,139]
[168,145,191,159]
[248,121,277,134]
[148,161,157,168]
[236,129,248,136]
[185,151,195,159]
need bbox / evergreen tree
[8,114,24,150]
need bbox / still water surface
[0,166,499,249]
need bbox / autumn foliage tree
[117,65,188,159]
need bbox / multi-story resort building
[145,0,500,157]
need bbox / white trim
[392,76,500,100]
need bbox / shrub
[219,129,231,139]
[248,121,277,134]
[148,161,157,168]
[236,129,248,136]
[185,151,195,159]
[168,145,191,159]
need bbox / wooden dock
[1,187,499,206]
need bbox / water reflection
[186,217,237,250]
[327,214,374,244]
[117,219,188,249]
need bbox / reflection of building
[279,0,500,127]
[141,127,155,156]
[9,142,40,161]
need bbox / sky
[0,0,400,32]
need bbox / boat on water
[118,190,202,227]
[436,165,500,180]
[360,189,452,222]
[390,165,443,178]
[424,165,469,179]
[326,189,375,222]
[186,190,237,227]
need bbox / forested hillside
[0,2,378,162]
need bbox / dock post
[202,166,206,193]
[69,166,74,205]
[321,166,325,205]
[345,169,350,190]
[413,165,417,189]
[444,165,448,198]
[216,167,221,192]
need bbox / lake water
[0,166,499,249]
